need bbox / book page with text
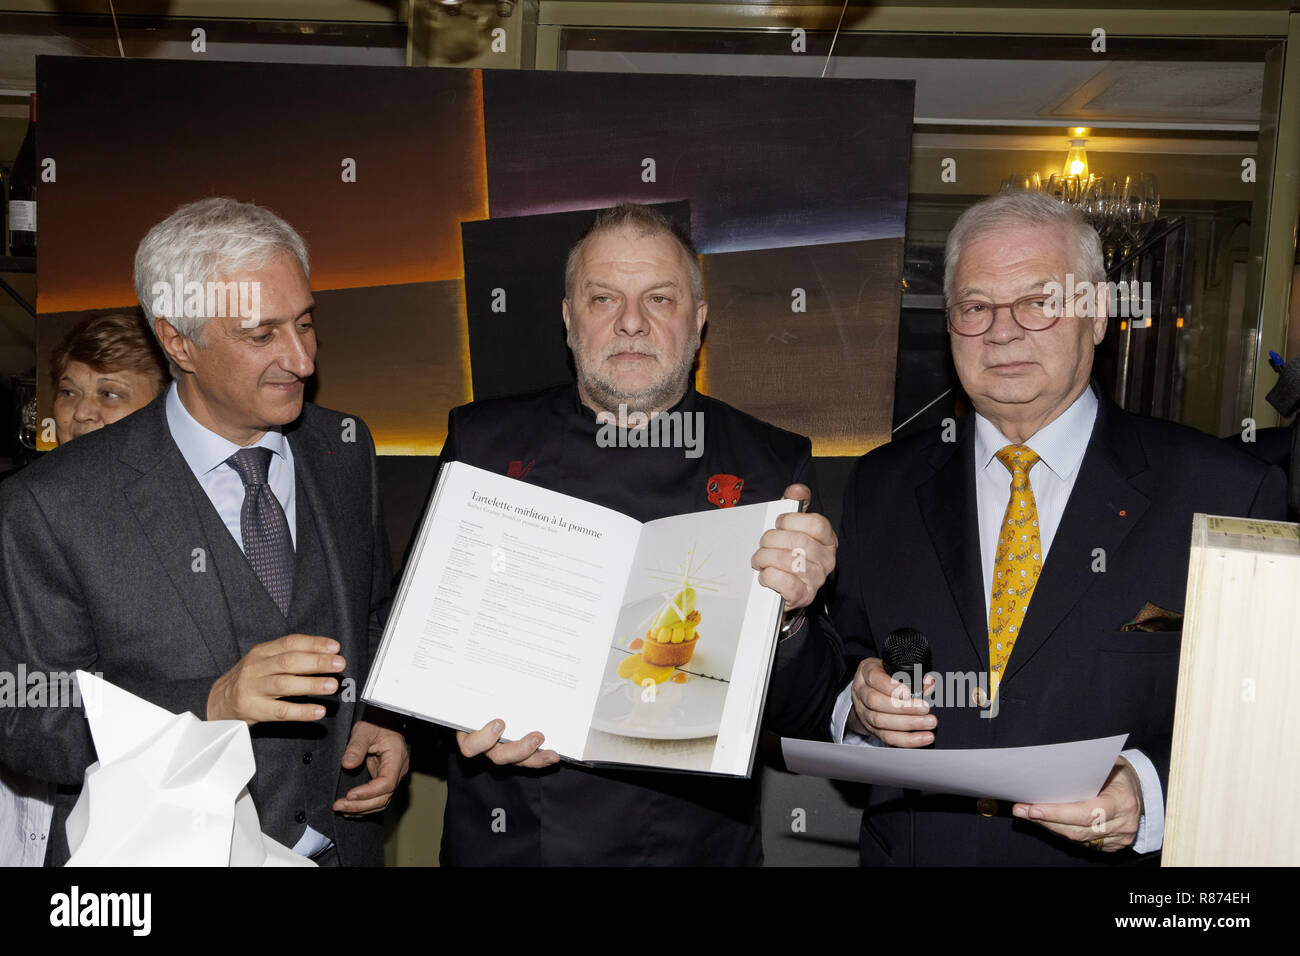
[365,462,642,757]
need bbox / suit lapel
[118,396,241,669]
[1003,396,1151,685]
[916,417,990,674]
[288,415,357,648]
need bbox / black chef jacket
[435,382,842,866]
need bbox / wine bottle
[8,94,36,258]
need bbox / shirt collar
[973,384,1098,482]
[165,381,290,479]
[569,378,701,426]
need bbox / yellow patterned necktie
[988,444,1043,700]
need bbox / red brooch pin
[707,474,744,508]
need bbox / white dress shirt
[165,383,332,858]
[830,386,1164,853]
[0,764,53,866]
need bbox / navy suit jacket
[831,390,1286,866]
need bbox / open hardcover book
[364,461,796,777]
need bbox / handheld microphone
[882,627,934,867]
[882,627,932,699]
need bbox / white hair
[133,197,310,345]
[944,191,1104,303]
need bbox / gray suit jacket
[0,393,393,864]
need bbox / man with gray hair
[0,197,407,865]
[829,189,1284,865]
[437,202,843,865]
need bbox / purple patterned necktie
[227,447,294,615]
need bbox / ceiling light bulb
[1064,138,1089,179]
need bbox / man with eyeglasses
[827,190,1284,865]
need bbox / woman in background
[50,311,169,445]
[0,310,169,866]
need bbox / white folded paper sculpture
[65,670,314,867]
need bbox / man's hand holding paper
[1013,756,1143,852]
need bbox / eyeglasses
[946,290,1085,337]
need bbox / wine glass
[1001,172,1041,193]
[1081,175,1108,229]
[1045,173,1067,204]
[1117,175,1146,263]
[1138,173,1160,240]
[1095,176,1123,269]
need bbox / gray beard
[573,331,699,417]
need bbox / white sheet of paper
[781,734,1128,804]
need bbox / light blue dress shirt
[164,382,296,549]
[0,764,53,866]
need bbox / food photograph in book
[583,503,780,772]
